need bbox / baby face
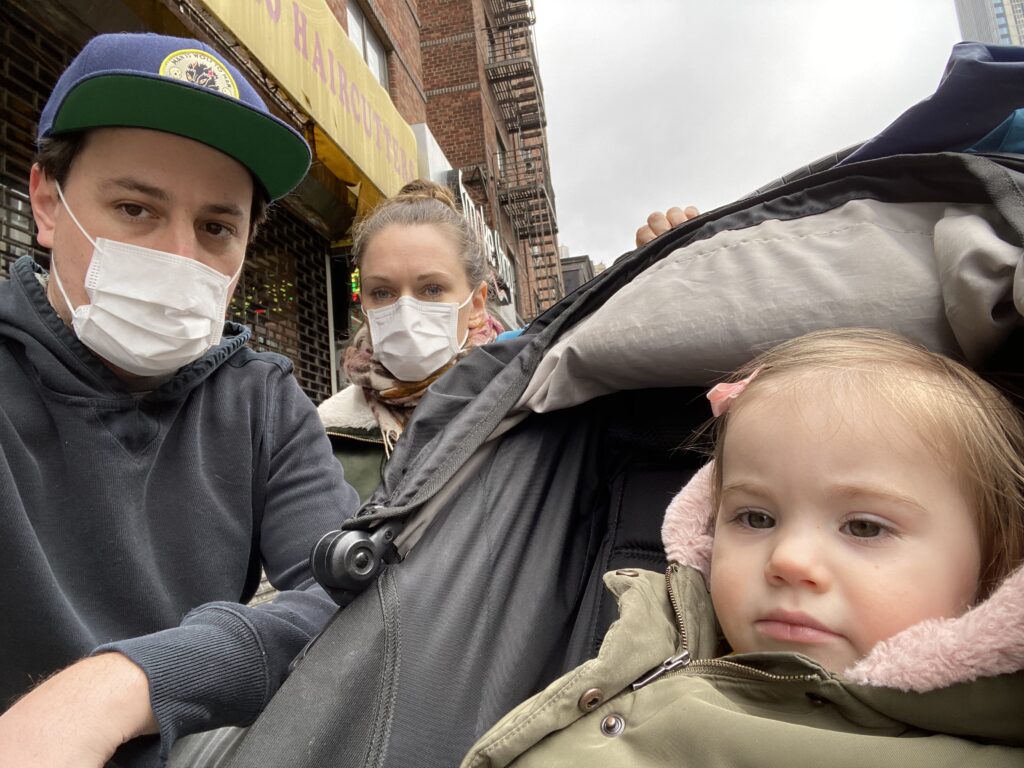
[709,386,981,672]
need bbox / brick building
[560,253,596,296]
[420,0,561,319]
[0,0,559,403]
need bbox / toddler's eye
[843,520,884,538]
[739,510,775,529]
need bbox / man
[0,32,359,766]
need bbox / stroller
[174,42,1024,767]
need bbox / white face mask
[366,292,474,382]
[52,182,242,377]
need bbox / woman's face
[359,223,486,340]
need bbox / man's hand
[0,652,158,767]
[635,205,700,246]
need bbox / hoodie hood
[0,255,251,403]
[662,462,1024,692]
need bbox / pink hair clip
[707,368,760,417]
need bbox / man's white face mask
[366,292,474,382]
[51,181,242,377]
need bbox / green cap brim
[50,75,310,200]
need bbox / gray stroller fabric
[517,199,1020,414]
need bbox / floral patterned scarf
[342,310,505,454]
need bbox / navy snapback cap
[37,32,311,201]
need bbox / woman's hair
[709,327,1024,600]
[351,178,489,288]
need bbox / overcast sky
[533,1,963,267]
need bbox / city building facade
[0,0,560,402]
[419,0,561,321]
[955,0,1024,44]
[560,253,595,296]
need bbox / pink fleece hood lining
[661,462,1024,692]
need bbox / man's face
[709,384,981,673]
[30,127,254,326]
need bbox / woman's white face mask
[51,181,242,377]
[365,292,473,381]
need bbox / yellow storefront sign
[202,0,417,202]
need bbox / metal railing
[484,0,536,29]
[0,184,48,277]
[484,23,546,135]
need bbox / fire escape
[484,0,561,319]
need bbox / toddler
[697,327,1023,674]
[463,328,1024,767]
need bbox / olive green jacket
[319,385,386,503]
[462,566,1024,767]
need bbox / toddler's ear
[662,461,716,579]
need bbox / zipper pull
[631,651,691,690]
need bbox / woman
[318,180,505,501]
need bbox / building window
[347,2,388,88]
[495,128,507,178]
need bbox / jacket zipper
[631,651,691,689]
[683,657,820,682]
[632,564,818,691]
[664,563,688,646]
[326,429,385,446]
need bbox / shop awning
[202,0,417,210]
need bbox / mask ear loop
[458,284,493,350]
[50,181,99,316]
[455,288,476,350]
[219,254,247,327]
[54,181,100,250]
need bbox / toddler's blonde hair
[711,328,1024,599]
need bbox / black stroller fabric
[170,42,1024,768]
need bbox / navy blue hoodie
[0,256,358,764]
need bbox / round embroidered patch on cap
[159,49,239,99]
